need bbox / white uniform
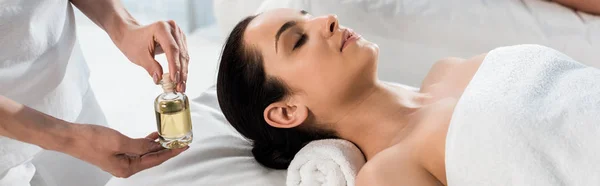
[0,0,110,185]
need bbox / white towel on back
[446,44,600,185]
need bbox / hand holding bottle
[0,96,188,179]
[112,20,189,92]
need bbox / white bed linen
[446,44,600,185]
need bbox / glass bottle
[154,73,192,149]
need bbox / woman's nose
[321,14,339,38]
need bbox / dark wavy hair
[216,15,336,169]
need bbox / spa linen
[446,44,600,185]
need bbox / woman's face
[244,8,379,123]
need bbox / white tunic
[0,0,90,173]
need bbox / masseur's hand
[113,20,189,92]
[65,124,188,178]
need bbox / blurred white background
[75,0,223,138]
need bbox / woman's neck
[334,81,428,160]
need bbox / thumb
[141,57,164,85]
[123,137,163,156]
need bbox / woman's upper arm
[355,151,435,186]
[355,161,386,186]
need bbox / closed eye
[293,34,307,50]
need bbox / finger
[171,23,189,92]
[144,132,164,152]
[141,57,164,85]
[154,21,181,84]
[122,137,162,155]
[178,28,189,92]
[130,146,189,174]
[145,132,160,140]
[167,20,186,92]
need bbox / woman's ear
[263,100,308,129]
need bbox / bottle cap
[161,73,175,92]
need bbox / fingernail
[153,72,159,85]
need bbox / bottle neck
[160,91,179,100]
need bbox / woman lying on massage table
[215,7,600,186]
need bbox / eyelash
[293,34,307,50]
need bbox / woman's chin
[344,39,379,67]
[361,41,379,63]
[368,43,379,57]
[358,39,379,56]
[355,41,379,78]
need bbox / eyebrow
[275,10,309,53]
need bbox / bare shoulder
[355,143,443,186]
[355,158,389,186]
[420,57,465,90]
[434,53,487,67]
[463,53,488,68]
[421,53,487,92]
[451,53,488,91]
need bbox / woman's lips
[341,29,361,52]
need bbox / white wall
[77,0,215,33]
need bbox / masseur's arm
[0,95,187,178]
[70,0,190,92]
[553,0,600,15]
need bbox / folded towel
[446,44,600,185]
[287,139,366,186]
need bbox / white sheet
[446,44,600,185]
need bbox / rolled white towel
[286,139,366,186]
